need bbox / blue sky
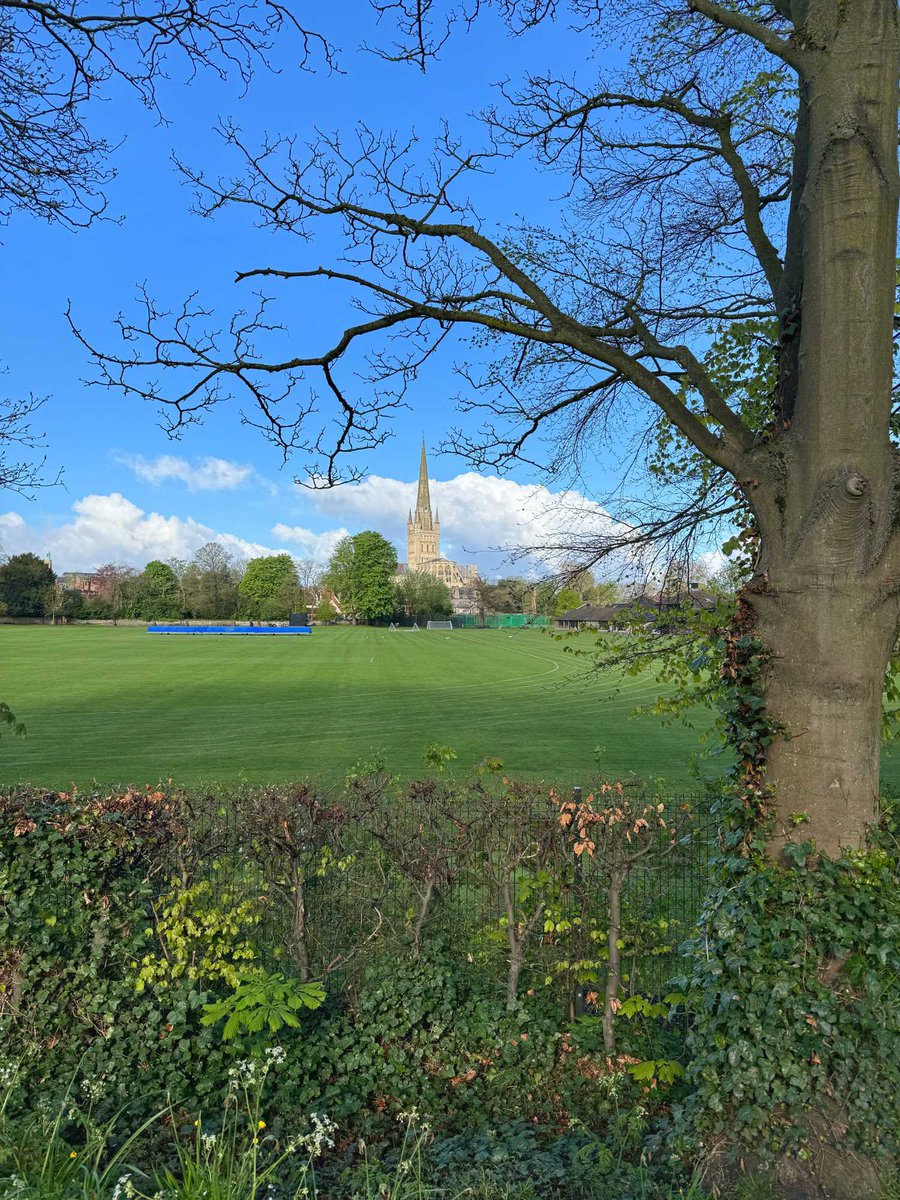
[1,5,651,576]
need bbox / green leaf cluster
[135,876,266,992]
[676,839,900,1158]
[201,971,325,1039]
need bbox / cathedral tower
[407,439,441,570]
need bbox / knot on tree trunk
[845,473,867,497]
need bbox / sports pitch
[4,624,899,793]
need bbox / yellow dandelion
[258,1120,266,1130]
[69,1151,77,1159]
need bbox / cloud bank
[118,454,257,492]
[0,471,627,578]
[0,494,278,570]
[307,471,628,575]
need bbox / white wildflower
[80,1078,104,1103]
[227,1059,258,1086]
[294,1112,336,1156]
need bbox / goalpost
[426,620,453,631]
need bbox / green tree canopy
[587,581,621,608]
[395,571,452,623]
[183,542,241,619]
[0,552,55,617]
[136,560,181,621]
[494,576,531,613]
[238,554,303,620]
[58,588,85,619]
[314,598,336,623]
[325,532,397,622]
[553,587,583,617]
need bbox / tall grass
[0,1050,713,1200]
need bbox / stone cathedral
[399,441,479,613]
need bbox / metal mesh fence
[152,783,718,1008]
[450,614,551,628]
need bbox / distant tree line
[0,536,628,625]
[0,545,312,622]
[321,532,624,625]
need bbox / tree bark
[752,574,897,857]
[501,874,543,1011]
[502,876,524,1011]
[602,867,626,1053]
[411,875,435,960]
[288,866,310,983]
[748,0,900,856]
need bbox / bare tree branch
[0,0,334,224]
[687,0,802,68]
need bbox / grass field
[3,623,899,793]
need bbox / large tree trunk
[751,573,897,858]
[749,0,900,857]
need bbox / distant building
[555,589,717,631]
[554,603,621,630]
[397,442,479,615]
[59,571,101,598]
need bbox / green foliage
[135,877,266,992]
[578,599,733,742]
[395,571,452,622]
[182,541,241,619]
[326,531,398,622]
[423,742,457,772]
[136,559,181,621]
[0,552,55,616]
[58,588,85,619]
[648,318,777,495]
[676,839,900,1158]
[553,587,583,617]
[314,598,336,623]
[239,554,302,620]
[0,700,25,740]
[201,972,325,1039]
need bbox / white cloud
[0,493,282,571]
[0,472,634,580]
[696,548,728,578]
[271,523,349,563]
[304,471,631,575]
[119,454,256,492]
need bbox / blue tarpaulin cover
[147,625,312,635]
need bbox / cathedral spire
[415,438,433,530]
